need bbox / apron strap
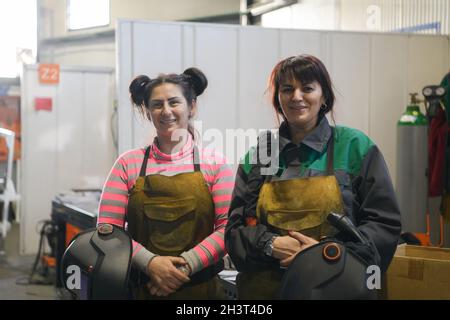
[139,146,152,177]
[261,130,274,183]
[326,127,335,176]
[126,146,151,227]
[193,146,201,172]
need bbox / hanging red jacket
[428,107,448,197]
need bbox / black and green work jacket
[225,117,402,273]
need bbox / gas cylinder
[396,93,428,233]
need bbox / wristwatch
[264,236,276,257]
[177,265,190,275]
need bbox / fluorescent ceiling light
[248,0,297,17]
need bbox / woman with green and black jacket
[225,54,401,300]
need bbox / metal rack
[0,128,20,246]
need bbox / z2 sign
[38,64,60,84]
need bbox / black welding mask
[279,212,380,300]
[279,239,378,300]
[60,224,132,300]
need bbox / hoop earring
[145,110,152,121]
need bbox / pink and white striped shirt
[97,135,234,275]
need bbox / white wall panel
[117,21,134,155]
[194,25,238,154]
[82,73,116,187]
[117,20,449,185]
[182,25,195,70]
[194,25,237,131]
[55,72,84,191]
[132,22,184,149]
[133,22,183,77]
[328,33,371,134]
[407,36,449,95]
[280,30,323,60]
[238,26,279,131]
[370,35,408,187]
[21,65,114,254]
[20,69,58,255]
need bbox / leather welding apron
[127,145,225,300]
[237,128,345,300]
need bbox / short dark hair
[269,55,335,120]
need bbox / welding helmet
[279,240,378,300]
[60,224,132,299]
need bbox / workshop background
[0,0,449,300]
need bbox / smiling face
[269,55,335,135]
[148,83,196,140]
[278,78,324,132]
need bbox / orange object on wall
[38,63,60,84]
[65,223,82,247]
[0,96,21,161]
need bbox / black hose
[16,220,56,286]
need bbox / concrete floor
[0,222,58,300]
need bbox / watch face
[264,238,275,256]
[177,265,189,275]
[423,87,433,97]
[436,87,445,96]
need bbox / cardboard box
[384,244,450,299]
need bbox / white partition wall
[20,65,115,254]
[117,20,449,182]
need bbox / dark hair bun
[129,75,151,106]
[183,68,208,97]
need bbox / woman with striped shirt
[97,68,234,299]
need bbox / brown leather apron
[127,145,225,299]
[237,128,345,300]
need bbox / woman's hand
[279,231,319,267]
[271,235,303,261]
[145,256,190,297]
